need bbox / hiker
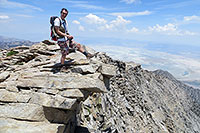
[53,8,93,65]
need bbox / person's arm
[54,26,73,40]
[54,26,68,37]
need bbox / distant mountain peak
[0,35,37,49]
[153,69,177,81]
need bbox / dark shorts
[58,41,69,56]
[58,40,79,56]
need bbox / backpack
[50,16,65,41]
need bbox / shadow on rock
[51,59,75,74]
[74,126,90,133]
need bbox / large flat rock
[29,92,77,110]
[0,118,66,133]
[17,72,107,92]
[0,103,46,122]
[100,63,116,78]
[0,89,30,103]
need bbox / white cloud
[72,20,84,31]
[149,23,177,32]
[72,20,80,25]
[127,27,139,32]
[78,14,197,37]
[84,13,107,24]
[148,23,197,36]
[81,14,132,32]
[184,15,200,22]
[0,15,9,19]
[0,0,43,11]
[109,10,151,17]
[110,16,131,25]
[101,16,131,31]
[120,0,140,4]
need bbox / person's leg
[70,41,84,52]
[58,41,69,64]
[61,54,66,64]
[70,40,98,58]
[71,41,92,57]
[76,43,85,53]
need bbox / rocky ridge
[0,41,200,133]
[77,55,200,132]
[0,40,116,132]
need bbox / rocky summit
[0,41,200,133]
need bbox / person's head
[60,8,68,19]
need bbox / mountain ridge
[0,35,38,49]
[0,40,200,132]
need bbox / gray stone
[100,63,116,78]
[82,97,92,108]
[31,61,52,67]
[66,51,87,60]
[72,59,90,65]
[29,92,77,110]
[17,72,107,92]
[72,65,96,74]
[84,46,96,55]
[37,88,59,95]
[0,82,6,89]
[46,45,60,51]
[83,107,90,116]
[5,81,19,92]
[0,118,66,133]
[59,89,84,98]
[0,71,10,82]
[13,45,30,50]
[125,62,141,71]
[0,103,46,121]
[0,89,30,103]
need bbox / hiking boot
[69,48,76,53]
[60,66,69,72]
[86,52,99,59]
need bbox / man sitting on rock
[54,8,93,65]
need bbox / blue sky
[1,0,200,81]
[0,0,200,44]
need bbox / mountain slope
[78,54,200,132]
[0,41,200,133]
